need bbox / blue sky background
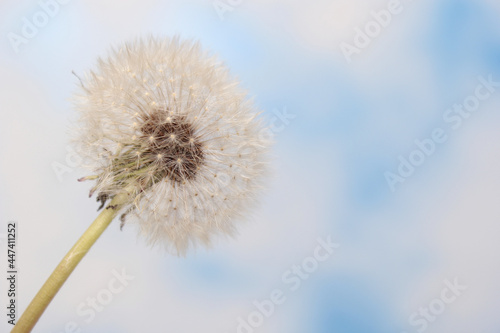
[1,0,500,332]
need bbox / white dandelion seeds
[74,36,270,255]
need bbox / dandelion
[75,36,268,255]
[13,36,269,332]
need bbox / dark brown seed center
[140,111,204,183]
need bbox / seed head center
[140,111,204,182]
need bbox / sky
[1,0,500,332]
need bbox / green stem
[12,192,129,333]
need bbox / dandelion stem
[12,192,129,333]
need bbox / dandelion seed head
[74,36,270,255]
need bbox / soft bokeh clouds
[1,0,500,332]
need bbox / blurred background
[1,0,500,332]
